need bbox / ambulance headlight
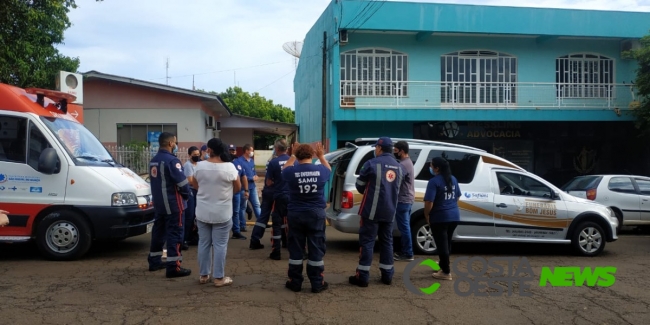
[112,192,138,206]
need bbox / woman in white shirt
[189,138,241,287]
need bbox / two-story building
[294,0,650,185]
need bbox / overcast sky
[58,0,650,110]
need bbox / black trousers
[430,221,458,274]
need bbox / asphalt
[1,226,650,325]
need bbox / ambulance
[0,80,154,260]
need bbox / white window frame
[440,50,518,105]
[556,53,614,99]
[340,48,408,97]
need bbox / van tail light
[341,191,354,209]
[586,188,597,201]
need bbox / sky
[58,0,650,110]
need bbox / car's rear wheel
[411,217,437,255]
[571,221,606,257]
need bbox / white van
[326,138,618,257]
[0,84,154,260]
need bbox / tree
[627,33,650,136]
[0,0,86,89]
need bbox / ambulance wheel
[411,217,437,255]
[571,221,605,257]
[36,211,92,261]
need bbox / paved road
[1,227,649,325]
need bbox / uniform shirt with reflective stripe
[149,149,190,214]
[355,153,404,222]
[267,154,290,198]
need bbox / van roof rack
[354,138,487,152]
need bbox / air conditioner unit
[206,116,218,130]
[340,29,348,45]
[56,71,83,104]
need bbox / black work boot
[269,251,281,260]
[349,275,368,287]
[249,241,265,250]
[166,267,191,278]
[312,281,329,293]
[285,281,301,292]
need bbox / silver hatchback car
[562,174,650,230]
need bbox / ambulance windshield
[40,117,116,166]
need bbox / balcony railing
[339,81,638,109]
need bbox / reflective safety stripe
[280,224,287,228]
[149,251,163,256]
[288,259,303,265]
[177,179,189,187]
[307,260,324,267]
[255,222,267,228]
[167,256,183,262]
[357,265,371,271]
[160,161,172,215]
[379,263,393,270]
[368,163,382,220]
[150,162,159,166]
[356,179,366,186]
[272,236,282,239]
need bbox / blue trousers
[232,191,242,234]
[287,209,326,289]
[184,189,198,243]
[251,189,274,244]
[270,194,288,255]
[239,184,261,230]
[148,210,185,272]
[355,217,394,283]
[395,202,413,257]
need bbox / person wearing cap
[200,144,209,161]
[393,141,415,261]
[349,136,405,287]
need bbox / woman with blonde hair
[189,138,241,287]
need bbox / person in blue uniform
[265,139,290,260]
[147,132,192,278]
[230,144,248,240]
[236,144,261,231]
[349,136,404,287]
[282,142,331,293]
[250,143,278,250]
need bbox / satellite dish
[282,41,303,58]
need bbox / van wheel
[36,211,92,261]
[571,221,605,257]
[411,217,437,255]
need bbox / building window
[440,50,518,104]
[556,54,614,98]
[116,124,177,146]
[340,48,408,97]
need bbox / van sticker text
[0,174,40,184]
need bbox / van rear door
[321,146,356,211]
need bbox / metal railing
[105,145,190,175]
[339,81,638,109]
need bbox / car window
[27,121,53,170]
[608,177,637,194]
[0,115,28,164]
[355,148,422,175]
[562,176,602,191]
[416,149,480,183]
[497,172,553,198]
[635,178,650,195]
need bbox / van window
[416,150,480,183]
[354,148,423,175]
[497,172,553,198]
[28,121,53,170]
[607,177,636,194]
[0,116,28,164]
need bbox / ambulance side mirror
[38,148,60,175]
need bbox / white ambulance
[0,82,154,260]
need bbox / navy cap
[371,136,393,148]
[200,145,207,151]
[228,144,236,150]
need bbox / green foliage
[626,33,650,136]
[124,140,149,149]
[197,86,295,123]
[0,0,84,89]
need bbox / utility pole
[321,31,327,149]
[192,75,195,90]
[165,57,170,85]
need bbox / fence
[105,146,190,175]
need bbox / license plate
[146,223,153,233]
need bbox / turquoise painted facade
[294,1,650,183]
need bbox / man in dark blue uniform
[282,142,331,293]
[265,139,290,260]
[230,144,248,240]
[250,145,278,250]
[349,136,404,287]
[147,132,192,278]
